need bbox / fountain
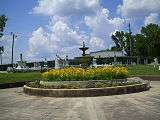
[79,41,89,56]
[76,41,92,68]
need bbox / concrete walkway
[0,81,160,120]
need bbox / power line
[2,32,31,37]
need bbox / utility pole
[11,32,16,68]
[0,46,4,65]
[128,23,132,65]
[128,23,132,56]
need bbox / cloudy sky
[0,0,160,64]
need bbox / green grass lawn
[128,65,160,76]
[0,72,42,83]
[0,65,160,84]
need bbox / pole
[11,32,16,68]
[129,23,132,56]
[0,54,2,65]
[0,46,4,65]
[128,23,132,64]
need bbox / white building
[90,50,126,58]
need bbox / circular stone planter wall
[23,79,150,97]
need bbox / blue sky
[0,0,160,64]
[0,0,49,52]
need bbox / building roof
[90,50,126,58]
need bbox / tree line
[111,23,160,59]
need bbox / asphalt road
[0,81,160,120]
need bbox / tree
[111,31,135,56]
[111,31,125,50]
[0,15,7,65]
[111,23,160,60]
[135,34,148,57]
[0,15,7,38]
[140,23,160,57]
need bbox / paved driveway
[0,81,160,120]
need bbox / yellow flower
[42,66,128,81]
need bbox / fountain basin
[23,78,150,97]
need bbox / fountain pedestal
[78,42,92,68]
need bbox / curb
[23,83,150,97]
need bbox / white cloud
[110,17,125,28]
[28,27,50,57]
[28,0,126,60]
[27,20,85,60]
[144,13,160,25]
[118,0,160,18]
[33,0,100,16]
[50,20,83,47]
[89,37,104,49]
[85,8,125,48]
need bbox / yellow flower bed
[42,66,128,81]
